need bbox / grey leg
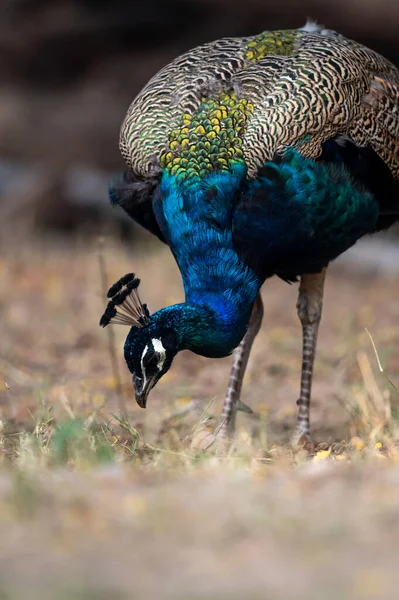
[294,268,327,447]
[216,294,264,438]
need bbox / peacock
[100,21,399,447]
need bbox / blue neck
[151,301,250,358]
[153,169,260,356]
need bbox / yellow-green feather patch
[245,30,297,62]
[160,91,254,182]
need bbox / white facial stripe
[140,344,149,388]
[152,338,166,371]
[139,339,166,386]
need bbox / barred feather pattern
[120,25,399,181]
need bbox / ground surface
[1,236,399,599]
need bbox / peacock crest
[99,273,150,328]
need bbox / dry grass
[1,234,399,599]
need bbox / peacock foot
[291,432,315,455]
[191,418,235,453]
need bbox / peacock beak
[132,373,156,408]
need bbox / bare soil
[0,236,399,599]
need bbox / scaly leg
[294,268,327,448]
[215,294,264,439]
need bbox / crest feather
[99,273,150,328]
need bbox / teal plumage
[102,22,399,442]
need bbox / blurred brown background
[0,0,398,237]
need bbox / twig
[59,390,76,420]
[365,327,398,419]
[365,328,384,372]
[97,237,127,418]
[357,350,384,415]
[366,328,398,396]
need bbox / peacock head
[99,273,179,408]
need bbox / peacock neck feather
[152,164,261,357]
